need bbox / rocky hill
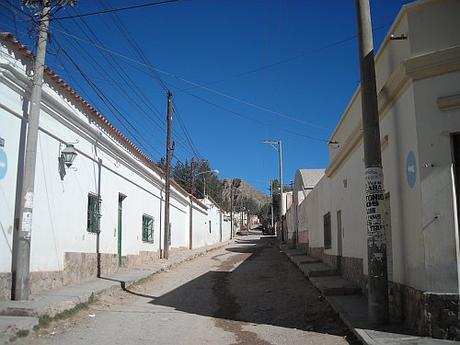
[221,178,269,210]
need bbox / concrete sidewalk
[280,245,459,345]
[0,241,231,343]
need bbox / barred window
[87,193,101,233]
[323,212,331,249]
[142,215,154,243]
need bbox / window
[142,215,154,243]
[323,212,331,249]
[209,220,212,233]
[168,223,172,245]
[87,193,101,233]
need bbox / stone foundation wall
[125,250,160,268]
[0,273,11,300]
[340,256,365,291]
[298,230,308,244]
[307,247,338,269]
[424,292,460,340]
[0,249,166,300]
[389,283,460,340]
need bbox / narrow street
[16,232,355,345]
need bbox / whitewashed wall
[294,0,460,294]
[0,39,229,289]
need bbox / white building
[286,0,460,339]
[0,33,231,300]
[290,169,324,248]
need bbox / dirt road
[16,233,357,345]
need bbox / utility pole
[263,140,284,238]
[189,159,195,249]
[278,141,284,220]
[163,91,173,260]
[11,2,50,301]
[355,0,389,324]
[230,183,234,239]
[270,180,274,230]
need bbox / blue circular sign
[0,149,7,180]
[406,151,416,189]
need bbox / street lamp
[263,140,284,239]
[187,168,219,250]
[61,144,77,167]
[194,169,219,196]
[58,143,78,180]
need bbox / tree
[258,202,272,229]
[160,158,223,205]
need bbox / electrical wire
[53,9,199,162]
[51,0,181,20]
[57,41,165,159]
[50,28,330,131]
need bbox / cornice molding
[326,46,460,177]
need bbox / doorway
[118,193,127,267]
[336,210,342,273]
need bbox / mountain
[221,178,269,210]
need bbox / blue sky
[0,0,412,193]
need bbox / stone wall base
[303,246,460,340]
[0,273,11,300]
[389,283,460,340]
[1,249,163,300]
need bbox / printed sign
[365,167,386,264]
[0,149,7,179]
[406,151,416,189]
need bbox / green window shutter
[87,194,101,233]
[142,215,154,243]
[168,223,171,245]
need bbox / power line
[57,41,165,159]
[54,11,198,162]
[3,20,330,144]
[51,0,181,20]
[51,27,330,131]
[181,24,389,93]
[79,1,199,161]
[175,86,329,143]
[95,0,200,161]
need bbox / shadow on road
[133,234,354,340]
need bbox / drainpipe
[96,158,102,277]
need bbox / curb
[0,240,232,341]
[278,244,368,345]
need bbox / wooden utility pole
[278,141,284,220]
[11,2,50,300]
[355,0,389,324]
[163,91,173,259]
[189,159,195,249]
[230,183,234,239]
[270,180,274,230]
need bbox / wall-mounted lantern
[59,142,78,180]
[61,144,77,167]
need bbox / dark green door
[118,194,126,267]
